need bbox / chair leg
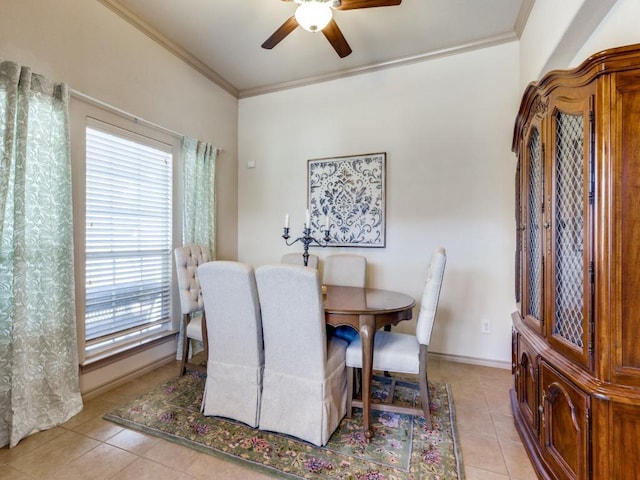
[201,311,209,366]
[386,379,397,405]
[418,344,432,429]
[180,313,190,376]
[383,325,392,377]
[346,366,354,418]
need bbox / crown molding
[238,32,518,98]
[97,0,239,98]
[514,0,535,38]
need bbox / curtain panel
[182,137,217,253]
[176,137,217,360]
[0,61,82,448]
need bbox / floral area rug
[104,372,464,479]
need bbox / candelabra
[282,224,331,266]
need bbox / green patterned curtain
[182,137,217,252]
[176,137,217,360]
[0,61,82,448]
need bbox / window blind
[85,124,173,353]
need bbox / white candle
[325,216,330,230]
[305,209,310,228]
[284,213,290,228]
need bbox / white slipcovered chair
[255,264,348,446]
[174,244,210,375]
[281,252,319,269]
[198,261,264,427]
[323,254,367,287]
[345,247,446,430]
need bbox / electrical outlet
[481,319,491,334]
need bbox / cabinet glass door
[548,97,592,368]
[523,127,544,332]
[554,112,584,347]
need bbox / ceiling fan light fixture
[295,2,333,32]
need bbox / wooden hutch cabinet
[511,44,640,480]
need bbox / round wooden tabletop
[323,285,415,315]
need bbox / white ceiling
[99,0,533,98]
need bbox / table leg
[358,314,376,441]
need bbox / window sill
[80,330,178,373]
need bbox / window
[83,120,174,360]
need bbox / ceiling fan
[262,0,402,58]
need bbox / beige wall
[1,0,238,393]
[572,0,640,65]
[518,0,620,90]
[238,42,521,365]
[519,0,585,87]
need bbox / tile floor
[0,357,537,479]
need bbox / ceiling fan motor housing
[294,0,341,7]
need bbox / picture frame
[307,152,386,247]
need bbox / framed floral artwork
[307,152,386,247]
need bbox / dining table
[323,284,416,441]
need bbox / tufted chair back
[174,244,211,315]
[416,247,447,346]
[174,244,211,375]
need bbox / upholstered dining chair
[345,247,446,430]
[323,254,367,288]
[323,254,367,343]
[174,244,210,375]
[198,261,264,427]
[281,252,319,269]
[255,264,348,446]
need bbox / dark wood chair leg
[346,366,354,418]
[180,313,190,376]
[386,379,397,405]
[383,325,392,377]
[201,311,208,366]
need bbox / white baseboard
[429,351,512,370]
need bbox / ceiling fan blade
[336,0,402,10]
[262,16,299,49]
[322,19,352,58]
